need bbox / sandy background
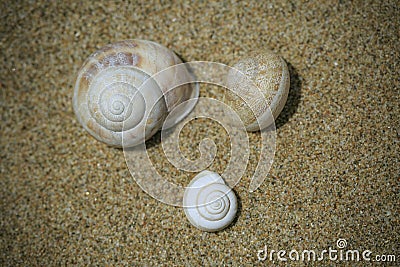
[1,0,399,265]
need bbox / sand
[1,0,399,265]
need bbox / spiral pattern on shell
[183,171,237,232]
[196,183,232,222]
[73,39,199,147]
[87,67,149,133]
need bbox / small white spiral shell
[183,170,238,232]
[73,39,199,147]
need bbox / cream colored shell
[73,39,199,147]
[225,51,290,131]
[183,170,237,232]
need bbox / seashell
[183,170,237,232]
[225,50,290,131]
[73,39,199,147]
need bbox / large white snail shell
[73,39,199,147]
[225,50,290,131]
[183,170,238,232]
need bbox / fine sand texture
[1,0,399,265]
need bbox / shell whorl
[87,67,148,132]
[225,50,290,131]
[183,171,237,232]
[73,40,199,147]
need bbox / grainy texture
[0,0,399,266]
[225,51,290,130]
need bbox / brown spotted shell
[73,39,199,147]
[225,51,290,131]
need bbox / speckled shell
[183,171,237,232]
[225,51,290,131]
[73,39,199,147]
